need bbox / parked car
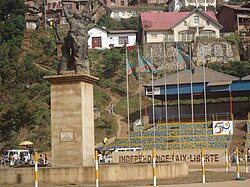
[3,149,30,165]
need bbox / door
[92,37,102,48]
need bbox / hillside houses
[23,0,250,47]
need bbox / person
[9,154,14,166]
[232,149,236,163]
[110,103,114,115]
[28,146,34,161]
[38,154,43,164]
[20,152,24,162]
[12,152,19,165]
[98,150,103,163]
[44,153,48,164]
[103,137,109,145]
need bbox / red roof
[140,10,218,31]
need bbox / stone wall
[0,162,188,185]
[143,41,240,70]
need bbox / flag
[127,56,138,80]
[139,53,158,74]
[176,43,195,74]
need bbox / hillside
[0,26,146,152]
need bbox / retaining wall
[0,162,188,185]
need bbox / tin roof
[222,4,250,11]
[140,9,219,31]
[241,75,250,80]
[144,66,239,87]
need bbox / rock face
[143,41,240,70]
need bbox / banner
[213,121,233,135]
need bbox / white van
[3,149,30,164]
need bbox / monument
[44,0,105,167]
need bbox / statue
[57,0,105,75]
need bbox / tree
[208,61,250,78]
[0,0,26,21]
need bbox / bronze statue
[58,0,105,75]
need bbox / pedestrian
[9,154,14,166]
[232,149,236,163]
[110,103,114,115]
[103,137,109,145]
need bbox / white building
[88,27,137,49]
[167,0,216,12]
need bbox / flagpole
[138,48,143,149]
[126,48,131,150]
[151,47,156,150]
[176,43,181,149]
[189,43,194,147]
[163,38,168,150]
[202,46,208,148]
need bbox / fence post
[245,148,248,173]
[34,152,38,187]
[95,150,99,187]
[201,148,205,183]
[152,148,156,186]
[236,147,240,179]
[225,149,229,172]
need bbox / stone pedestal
[44,74,98,167]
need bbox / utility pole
[44,0,47,30]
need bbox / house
[167,0,216,12]
[24,0,41,30]
[217,5,250,36]
[105,0,129,7]
[88,27,109,49]
[110,5,165,19]
[139,9,222,44]
[88,27,137,49]
[129,0,168,6]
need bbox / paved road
[139,179,250,187]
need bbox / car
[3,149,30,165]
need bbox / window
[52,2,56,9]
[48,3,51,9]
[121,0,125,6]
[118,36,128,45]
[151,34,158,39]
[151,0,157,3]
[67,4,72,11]
[178,32,194,42]
[194,16,199,25]
[111,0,115,5]
[165,34,174,42]
[113,12,119,18]
[184,21,187,26]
